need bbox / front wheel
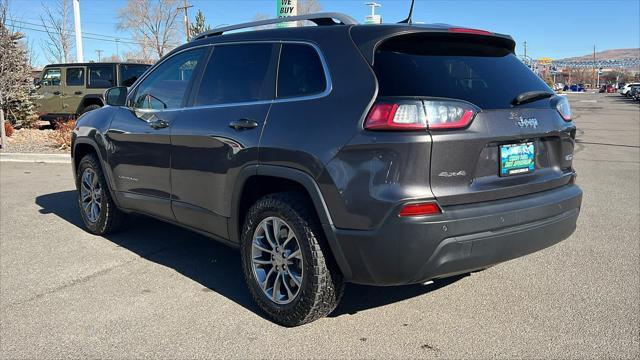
[76,154,126,235]
[240,192,344,327]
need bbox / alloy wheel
[251,216,304,305]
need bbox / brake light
[448,27,493,35]
[364,100,477,130]
[364,102,427,130]
[399,202,442,217]
[555,96,572,121]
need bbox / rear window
[120,64,149,87]
[277,44,327,98]
[88,65,115,88]
[373,38,550,109]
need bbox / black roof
[43,62,152,68]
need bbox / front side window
[133,48,206,110]
[119,64,150,87]
[41,68,61,86]
[277,44,327,98]
[194,43,277,106]
[66,67,84,86]
[88,65,115,88]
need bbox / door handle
[149,119,169,129]
[229,119,258,131]
[53,91,61,95]
[74,91,82,95]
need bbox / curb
[0,153,71,164]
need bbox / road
[1,93,638,359]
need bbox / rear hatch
[365,30,576,206]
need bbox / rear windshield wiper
[511,91,554,106]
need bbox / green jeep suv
[35,62,151,124]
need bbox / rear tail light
[399,202,442,217]
[555,96,572,121]
[365,100,477,130]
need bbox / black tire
[240,192,344,327]
[80,104,101,115]
[76,153,126,235]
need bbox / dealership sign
[277,0,297,28]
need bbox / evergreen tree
[1,4,37,129]
[189,10,211,38]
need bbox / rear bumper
[329,184,582,285]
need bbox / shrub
[3,121,14,137]
[50,120,76,150]
[20,114,41,129]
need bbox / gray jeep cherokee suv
[71,13,582,326]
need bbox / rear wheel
[76,154,126,235]
[240,192,344,327]
[80,104,101,115]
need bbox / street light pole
[72,0,83,62]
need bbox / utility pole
[523,41,527,59]
[592,44,596,89]
[0,87,6,150]
[95,49,103,62]
[72,0,84,62]
[177,0,193,42]
[115,38,120,60]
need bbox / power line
[9,23,139,46]
[10,19,138,44]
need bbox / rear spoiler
[350,25,516,65]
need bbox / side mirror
[105,86,128,106]
[33,78,41,86]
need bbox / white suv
[620,83,640,96]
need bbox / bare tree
[298,0,322,15]
[252,12,272,30]
[117,0,181,60]
[40,0,74,63]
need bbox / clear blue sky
[8,0,640,67]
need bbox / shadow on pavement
[35,190,464,322]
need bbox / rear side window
[194,44,277,106]
[120,64,149,87]
[66,67,84,86]
[88,65,115,88]
[373,37,550,109]
[277,44,326,98]
[133,48,206,110]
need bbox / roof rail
[192,12,359,41]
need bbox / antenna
[398,0,415,24]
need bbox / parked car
[628,85,640,98]
[620,82,640,96]
[600,84,616,93]
[569,84,585,92]
[71,13,582,326]
[35,62,151,124]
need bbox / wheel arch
[75,94,104,114]
[72,138,120,207]
[230,165,352,279]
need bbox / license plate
[500,142,535,176]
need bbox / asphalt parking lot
[1,93,638,359]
